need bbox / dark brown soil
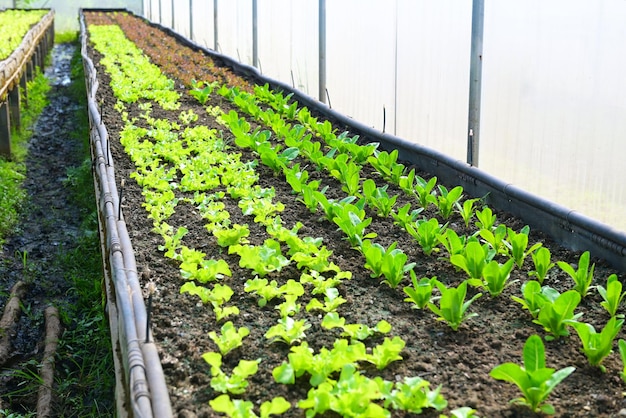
[84,11,626,418]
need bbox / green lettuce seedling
[209,394,290,418]
[427,280,482,331]
[362,179,398,217]
[229,239,290,277]
[180,282,240,321]
[213,224,250,247]
[557,251,595,297]
[332,203,377,248]
[455,198,479,228]
[569,316,623,370]
[407,218,446,256]
[391,202,423,229]
[437,229,470,258]
[368,149,405,183]
[436,185,464,219]
[619,339,626,383]
[203,352,259,395]
[327,153,362,195]
[265,316,311,345]
[533,289,582,340]
[366,336,406,370]
[479,224,509,256]
[450,241,493,281]
[378,376,447,414]
[529,247,555,284]
[414,175,438,209]
[490,334,575,414]
[403,273,438,309]
[469,258,516,297]
[361,240,415,288]
[506,226,543,268]
[597,274,626,317]
[511,281,556,319]
[474,206,496,230]
[439,407,480,418]
[189,79,215,105]
[321,312,391,341]
[306,288,347,313]
[209,321,250,356]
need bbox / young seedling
[208,321,250,356]
[361,179,398,217]
[569,316,624,371]
[479,224,509,256]
[321,312,392,341]
[406,218,446,256]
[209,394,290,418]
[414,175,438,209]
[427,280,482,331]
[490,334,575,414]
[437,229,470,257]
[455,198,479,228]
[436,185,464,219]
[474,206,496,230]
[533,289,583,340]
[403,273,438,309]
[511,281,556,319]
[361,240,415,288]
[529,246,556,284]
[450,241,493,281]
[305,287,347,313]
[557,251,595,297]
[469,258,516,297]
[365,336,406,370]
[619,339,626,383]
[332,202,377,248]
[203,352,260,394]
[391,202,423,229]
[265,316,311,345]
[189,79,215,105]
[379,376,448,414]
[506,226,543,268]
[597,274,626,317]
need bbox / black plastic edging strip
[82,9,626,271]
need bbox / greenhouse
[0,1,625,417]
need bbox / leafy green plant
[406,218,446,256]
[475,206,496,230]
[229,239,290,277]
[306,288,347,313]
[436,185,463,219]
[469,258,516,297]
[427,280,482,331]
[189,79,215,105]
[209,321,250,356]
[450,241,493,280]
[557,251,595,297]
[569,316,623,370]
[437,229,469,257]
[368,149,405,183]
[455,198,479,228]
[209,394,290,418]
[321,312,391,341]
[533,289,582,340]
[439,407,480,418]
[378,376,448,414]
[361,240,415,288]
[506,226,543,268]
[180,282,240,321]
[361,179,398,217]
[391,202,423,229]
[365,336,406,370]
[326,153,362,195]
[403,273,438,309]
[414,175,438,209]
[203,352,259,394]
[511,280,555,319]
[490,334,575,414]
[244,278,304,307]
[332,202,377,248]
[265,316,311,345]
[213,224,250,247]
[597,274,626,317]
[529,247,555,284]
[479,224,509,256]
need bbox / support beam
[0,101,11,158]
[20,72,28,106]
[8,87,21,131]
[252,0,258,68]
[214,0,219,51]
[318,0,326,103]
[466,0,485,167]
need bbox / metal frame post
[189,0,193,40]
[0,101,11,158]
[214,0,219,51]
[159,0,162,24]
[319,0,326,103]
[171,0,175,29]
[467,0,484,167]
[252,0,258,67]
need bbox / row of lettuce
[88,20,625,418]
[0,9,48,60]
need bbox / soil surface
[0,44,86,411]
[84,12,626,418]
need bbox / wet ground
[0,43,94,411]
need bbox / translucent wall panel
[326,0,396,133]
[257,0,318,97]
[216,0,253,65]
[481,0,626,231]
[395,0,471,160]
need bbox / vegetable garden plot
[82,10,626,418]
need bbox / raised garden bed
[0,8,54,157]
[81,9,626,418]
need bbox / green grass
[0,70,50,244]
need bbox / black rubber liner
[83,8,626,272]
